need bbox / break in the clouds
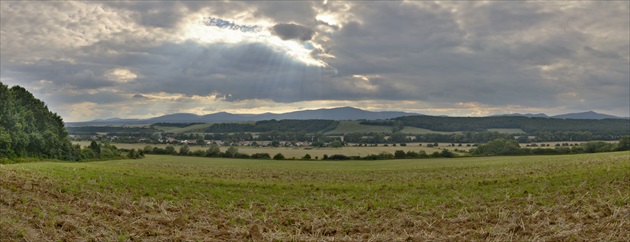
[1,1,628,121]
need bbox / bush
[179,145,190,156]
[273,153,285,160]
[224,146,238,158]
[191,150,206,157]
[471,138,524,156]
[440,149,455,158]
[329,140,343,148]
[583,142,614,153]
[251,153,271,159]
[394,150,406,159]
[327,154,351,160]
[205,144,221,157]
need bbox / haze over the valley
[1,1,628,122]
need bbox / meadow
[1,152,628,241]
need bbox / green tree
[165,145,176,154]
[312,140,325,147]
[583,141,614,153]
[440,149,455,158]
[179,144,190,155]
[330,140,343,148]
[390,132,407,143]
[127,149,138,159]
[617,135,630,151]
[225,146,238,157]
[273,153,285,160]
[343,133,363,143]
[472,138,523,156]
[0,84,74,160]
[394,150,406,159]
[251,153,271,159]
[392,120,404,133]
[205,144,221,157]
[89,141,101,158]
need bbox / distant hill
[551,111,621,120]
[68,107,419,126]
[387,115,629,136]
[491,113,550,118]
[67,108,627,127]
[492,111,623,120]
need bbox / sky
[1,1,629,122]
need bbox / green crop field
[1,152,628,241]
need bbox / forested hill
[204,120,339,133]
[362,115,629,136]
[0,84,74,160]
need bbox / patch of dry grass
[1,152,628,241]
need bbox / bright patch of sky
[183,17,326,67]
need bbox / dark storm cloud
[272,23,315,41]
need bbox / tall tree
[0,83,74,160]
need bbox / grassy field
[1,152,628,241]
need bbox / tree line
[362,116,629,137]
[140,144,458,161]
[204,119,339,133]
[470,136,629,156]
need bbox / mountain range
[66,107,626,126]
[492,111,623,120]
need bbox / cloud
[132,94,148,99]
[1,1,628,121]
[106,68,137,83]
[272,23,315,41]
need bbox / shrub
[471,138,524,156]
[394,150,406,159]
[328,154,351,160]
[273,153,285,160]
[251,153,271,159]
[583,142,614,153]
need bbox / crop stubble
[1,152,628,241]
